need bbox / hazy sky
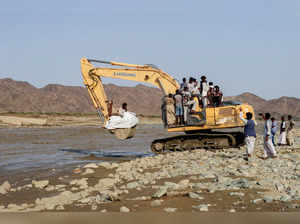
[0,0,299,99]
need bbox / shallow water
[0,124,172,175]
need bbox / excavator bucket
[112,127,137,140]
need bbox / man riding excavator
[80,57,255,154]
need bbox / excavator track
[151,132,245,154]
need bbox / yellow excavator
[80,57,255,153]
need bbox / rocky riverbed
[1,133,300,212]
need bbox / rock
[45,186,55,192]
[91,204,98,210]
[287,204,300,209]
[150,200,163,207]
[178,179,189,187]
[263,196,273,203]
[70,178,88,189]
[252,199,263,204]
[280,195,291,202]
[82,168,95,175]
[32,180,49,189]
[0,181,11,194]
[164,182,179,190]
[83,163,98,169]
[56,205,64,210]
[274,183,285,192]
[229,209,236,213]
[95,178,117,190]
[188,192,204,200]
[164,207,177,212]
[228,192,245,197]
[192,204,209,212]
[130,196,151,201]
[98,162,113,169]
[25,184,32,188]
[231,178,249,189]
[153,187,167,198]
[120,206,130,212]
[127,182,139,189]
[100,209,107,212]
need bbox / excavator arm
[80,57,179,123]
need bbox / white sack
[104,111,139,129]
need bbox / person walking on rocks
[260,113,277,159]
[286,115,295,146]
[271,117,278,146]
[278,116,287,146]
[240,109,257,161]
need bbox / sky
[0,0,299,99]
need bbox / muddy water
[0,125,173,177]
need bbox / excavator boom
[80,57,179,123]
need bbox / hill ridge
[1,78,300,118]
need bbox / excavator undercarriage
[151,131,245,154]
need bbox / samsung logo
[114,72,136,77]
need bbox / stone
[287,204,300,209]
[274,183,285,192]
[188,192,204,200]
[127,182,139,189]
[280,195,291,202]
[229,209,236,213]
[150,200,163,207]
[98,162,113,169]
[45,186,55,192]
[153,187,167,198]
[252,199,263,204]
[178,179,190,186]
[82,168,95,175]
[32,180,49,189]
[70,178,88,189]
[228,192,245,197]
[164,182,179,190]
[231,178,249,189]
[0,181,11,194]
[100,209,107,212]
[56,205,64,210]
[164,207,177,212]
[130,196,151,201]
[96,178,117,190]
[91,204,98,210]
[120,206,130,212]
[193,204,209,212]
[83,163,98,169]
[263,196,273,203]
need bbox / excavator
[80,57,255,154]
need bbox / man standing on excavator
[200,75,209,108]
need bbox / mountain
[0,78,162,115]
[1,78,300,118]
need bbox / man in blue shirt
[240,109,257,161]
